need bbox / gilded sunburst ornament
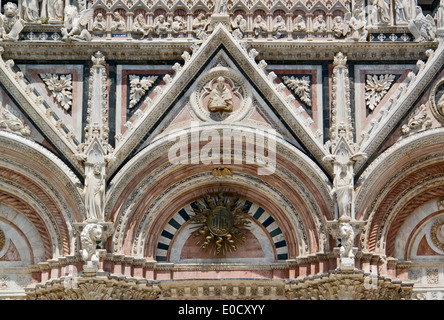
[190,192,251,255]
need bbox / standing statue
[208,76,233,113]
[331,163,353,219]
[436,0,444,29]
[213,0,227,15]
[61,5,93,41]
[370,0,391,24]
[22,0,40,22]
[47,0,64,22]
[83,163,105,222]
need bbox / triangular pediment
[108,24,329,176]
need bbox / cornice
[0,39,437,62]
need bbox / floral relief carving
[365,74,396,111]
[40,73,73,111]
[282,75,312,107]
[128,75,158,109]
[401,104,432,135]
[0,104,31,136]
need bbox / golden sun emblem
[190,192,251,255]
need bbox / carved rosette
[190,66,251,122]
[365,74,395,111]
[40,73,73,111]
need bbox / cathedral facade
[0,0,443,300]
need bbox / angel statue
[61,5,94,42]
[408,5,436,41]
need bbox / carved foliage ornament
[365,74,395,111]
[190,192,251,255]
[282,75,312,107]
[128,75,158,109]
[401,104,432,135]
[0,104,31,136]
[40,73,73,111]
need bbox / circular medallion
[429,78,444,123]
[190,66,252,122]
[207,206,234,236]
[430,218,444,252]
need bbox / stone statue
[331,163,353,219]
[46,0,64,22]
[370,0,391,24]
[213,0,227,15]
[395,0,409,24]
[273,15,286,39]
[332,16,346,38]
[192,12,210,41]
[61,6,93,41]
[132,13,153,39]
[154,14,170,36]
[293,15,306,32]
[80,223,103,267]
[92,13,106,33]
[208,76,233,113]
[313,14,327,33]
[22,0,39,22]
[110,11,126,32]
[253,16,267,37]
[171,16,185,34]
[348,8,368,41]
[83,163,105,221]
[409,6,436,41]
[231,14,246,40]
[339,220,355,259]
[436,0,444,29]
[0,3,24,41]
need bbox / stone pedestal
[210,14,230,30]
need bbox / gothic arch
[0,131,85,259]
[355,128,444,256]
[106,124,333,260]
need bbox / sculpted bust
[208,76,233,113]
